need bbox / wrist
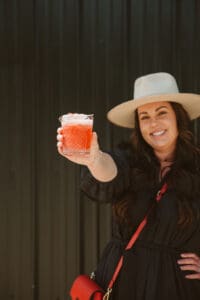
[87,150,103,170]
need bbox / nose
[149,117,158,128]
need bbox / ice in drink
[59,113,93,154]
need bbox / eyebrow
[138,105,169,115]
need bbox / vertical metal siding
[0,1,200,300]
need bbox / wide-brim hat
[107,72,200,128]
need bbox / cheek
[173,127,179,140]
[139,124,149,140]
[170,119,178,138]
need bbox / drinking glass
[59,113,94,154]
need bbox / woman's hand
[57,127,101,167]
[57,127,117,181]
[177,253,200,279]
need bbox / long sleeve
[80,147,134,204]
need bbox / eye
[140,115,150,121]
[158,110,167,116]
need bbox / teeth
[152,130,165,136]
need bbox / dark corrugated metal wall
[1,1,200,299]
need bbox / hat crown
[134,72,179,99]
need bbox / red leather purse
[70,183,168,300]
[70,274,105,300]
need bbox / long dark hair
[113,102,200,228]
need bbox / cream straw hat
[107,72,200,128]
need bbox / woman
[57,72,200,299]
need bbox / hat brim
[107,93,200,128]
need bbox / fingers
[56,127,66,157]
[56,129,101,166]
[179,264,200,272]
[185,273,200,279]
[90,132,99,155]
[57,134,63,142]
[180,253,200,260]
[57,127,63,134]
[177,253,200,280]
[56,128,63,152]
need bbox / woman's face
[137,101,178,156]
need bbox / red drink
[59,113,93,154]
[62,123,92,153]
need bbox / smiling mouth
[151,130,166,137]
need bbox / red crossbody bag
[70,183,168,300]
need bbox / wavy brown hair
[113,102,200,229]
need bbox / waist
[133,239,198,254]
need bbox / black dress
[80,147,200,300]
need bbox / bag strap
[106,182,168,292]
